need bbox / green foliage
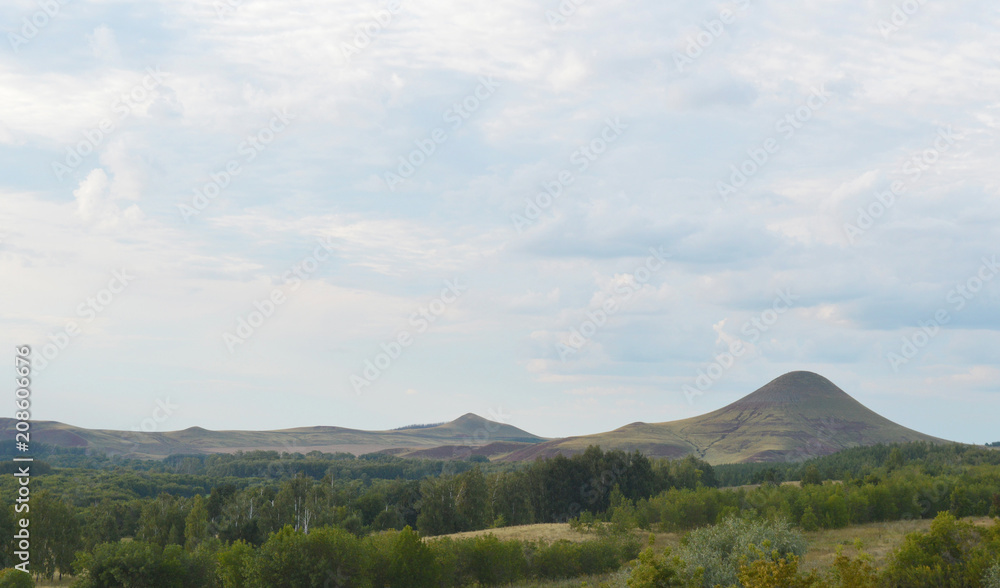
[799,506,819,532]
[881,512,1000,588]
[250,525,363,587]
[71,540,216,588]
[215,540,253,588]
[0,568,34,588]
[801,465,822,486]
[736,549,819,588]
[983,560,1000,588]
[185,495,209,550]
[364,527,438,587]
[824,545,879,588]
[31,491,80,580]
[627,544,695,588]
[676,516,806,588]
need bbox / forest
[0,441,998,587]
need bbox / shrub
[983,560,1000,588]
[881,512,1000,588]
[627,543,694,588]
[676,515,806,588]
[71,540,214,588]
[250,526,363,587]
[0,568,33,588]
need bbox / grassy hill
[8,372,948,464]
[503,371,945,465]
[0,412,545,459]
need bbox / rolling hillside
[0,413,545,459]
[3,372,949,464]
[502,371,946,465]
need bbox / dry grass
[799,515,996,572]
[430,523,595,544]
[429,522,682,552]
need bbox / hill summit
[503,371,945,465]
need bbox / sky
[1,0,998,445]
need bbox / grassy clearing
[799,515,994,571]
[432,522,681,551]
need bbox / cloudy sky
[2,0,998,444]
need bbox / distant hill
[0,413,545,459]
[3,372,949,464]
[502,371,947,465]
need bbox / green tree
[454,468,490,531]
[216,540,253,588]
[799,506,819,532]
[250,525,363,587]
[72,540,200,588]
[801,464,822,486]
[386,527,438,587]
[185,495,210,550]
[417,476,458,536]
[32,491,80,580]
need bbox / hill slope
[503,371,946,465]
[0,413,545,459]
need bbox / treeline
[65,526,638,587]
[0,442,492,481]
[592,463,1000,533]
[5,440,1000,584]
[714,441,1000,487]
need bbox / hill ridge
[502,371,947,464]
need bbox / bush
[881,512,1000,588]
[676,515,806,588]
[71,540,214,588]
[428,534,526,587]
[0,569,33,588]
[363,527,438,587]
[983,560,1000,588]
[627,543,695,588]
[799,507,819,532]
[250,526,363,587]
